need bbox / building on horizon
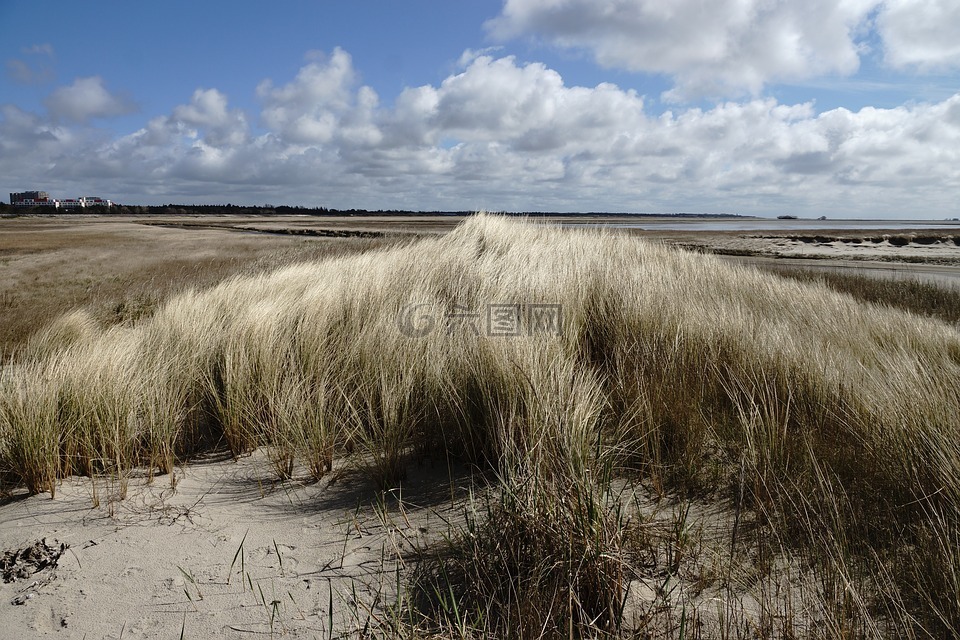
[10,191,57,207]
[9,191,113,208]
[79,196,112,207]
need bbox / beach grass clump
[406,341,630,638]
[2,213,960,636]
[409,470,635,638]
[21,309,100,361]
[0,361,63,496]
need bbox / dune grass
[2,214,960,637]
[760,265,960,326]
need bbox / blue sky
[2,0,959,217]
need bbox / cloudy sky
[2,1,959,217]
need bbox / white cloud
[6,59,39,84]
[878,0,960,71]
[487,0,880,100]
[45,76,136,122]
[171,89,248,147]
[6,43,55,85]
[256,47,381,146]
[23,44,55,57]
[486,0,960,100]
[393,54,647,153]
[0,105,63,153]
[4,50,960,216]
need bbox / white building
[79,196,112,207]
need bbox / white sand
[0,452,458,639]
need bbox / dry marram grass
[2,214,959,637]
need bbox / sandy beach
[0,452,461,638]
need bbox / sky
[1,1,959,217]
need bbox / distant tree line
[0,200,747,218]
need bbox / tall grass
[2,213,960,636]
[761,265,960,325]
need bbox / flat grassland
[1,213,960,638]
[0,215,410,359]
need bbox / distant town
[9,191,113,209]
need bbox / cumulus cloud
[45,76,136,122]
[256,47,382,147]
[487,0,879,100]
[878,0,960,70]
[5,43,55,85]
[379,53,649,168]
[24,44,55,57]
[3,49,960,216]
[171,88,249,147]
[0,105,63,154]
[485,0,960,100]
[7,59,42,84]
